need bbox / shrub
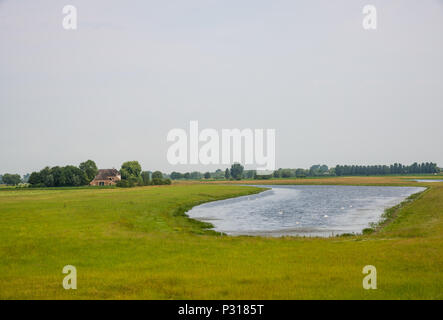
[116,180,130,188]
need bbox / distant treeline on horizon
[334,162,439,176]
[0,162,441,186]
[169,162,441,180]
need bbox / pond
[187,185,425,237]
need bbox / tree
[213,169,225,179]
[120,161,142,179]
[280,169,292,178]
[2,173,21,185]
[43,174,55,187]
[152,171,163,179]
[118,161,142,187]
[141,171,150,185]
[224,168,230,179]
[28,165,88,187]
[184,172,191,179]
[309,164,328,176]
[28,172,42,185]
[51,166,66,186]
[170,172,183,180]
[245,170,256,179]
[230,163,244,180]
[320,165,329,174]
[152,171,163,185]
[79,160,98,183]
[190,171,202,179]
[295,168,307,178]
[204,172,211,179]
[62,165,88,186]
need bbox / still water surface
[187,185,425,237]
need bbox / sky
[1,0,443,175]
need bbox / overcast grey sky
[1,0,443,174]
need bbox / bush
[116,180,130,188]
[152,178,171,185]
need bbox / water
[414,179,443,183]
[187,185,425,237]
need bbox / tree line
[170,163,246,181]
[0,174,23,186]
[170,163,332,180]
[21,160,171,188]
[2,161,440,187]
[28,160,99,187]
[168,162,441,181]
[334,162,439,176]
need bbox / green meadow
[0,177,442,299]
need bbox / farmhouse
[90,169,121,186]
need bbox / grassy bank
[193,175,442,186]
[0,178,442,299]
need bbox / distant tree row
[20,160,173,188]
[0,173,32,186]
[170,164,332,180]
[116,161,171,187]
[6,161,441,187]
[168,162,441,181]
[0,173,22,185]
[335,162,439,176]
[170,163,246,181]
[169,164,331,180]
[28,160,98,187]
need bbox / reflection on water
[414,179,443,183]
[187,185,425,237]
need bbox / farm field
[0,177,442,299]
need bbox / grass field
[0,176,442,299]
